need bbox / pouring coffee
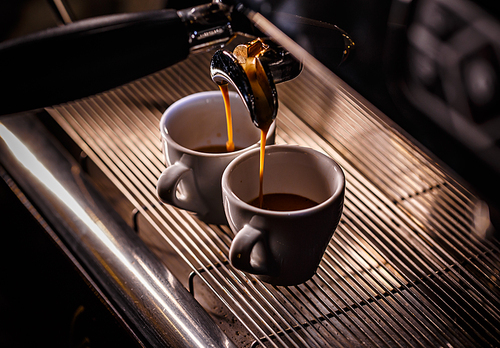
[210,39,345,286]
[211,38,301,207]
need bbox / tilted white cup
[222,145,345,286]
[157,91,275,225]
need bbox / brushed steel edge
[0,112,236,348]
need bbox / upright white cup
[157,91,275,225]
[222,145,345,285]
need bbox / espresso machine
[0,0,499,347]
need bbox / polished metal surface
[211,48,278,129]
[0,113,237,348]
[43,40,500,347]
[178,2,234,52]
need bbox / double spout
[210,38,302,129]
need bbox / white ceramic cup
[222,145,345,286]
[157,91,275,225]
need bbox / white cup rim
[222,144,345,216]
[159,91,276,158]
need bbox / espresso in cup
[248,193,318,211]
[222,145,345,286]
[156,91,275,225]
[194,144,244,153]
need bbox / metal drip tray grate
[47,51,500,347]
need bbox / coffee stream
[219,84,235,152]
[219,56,315,210]
[219,80,265,204]
[241,56,273,208]
[259,129,267,208]
[217,56,271,208]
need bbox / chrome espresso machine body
[0,1,499,347]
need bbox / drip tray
[46,51,500,347]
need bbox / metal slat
[46,50,499,347]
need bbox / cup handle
[229,225,278,276]
[156,157,208,215]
